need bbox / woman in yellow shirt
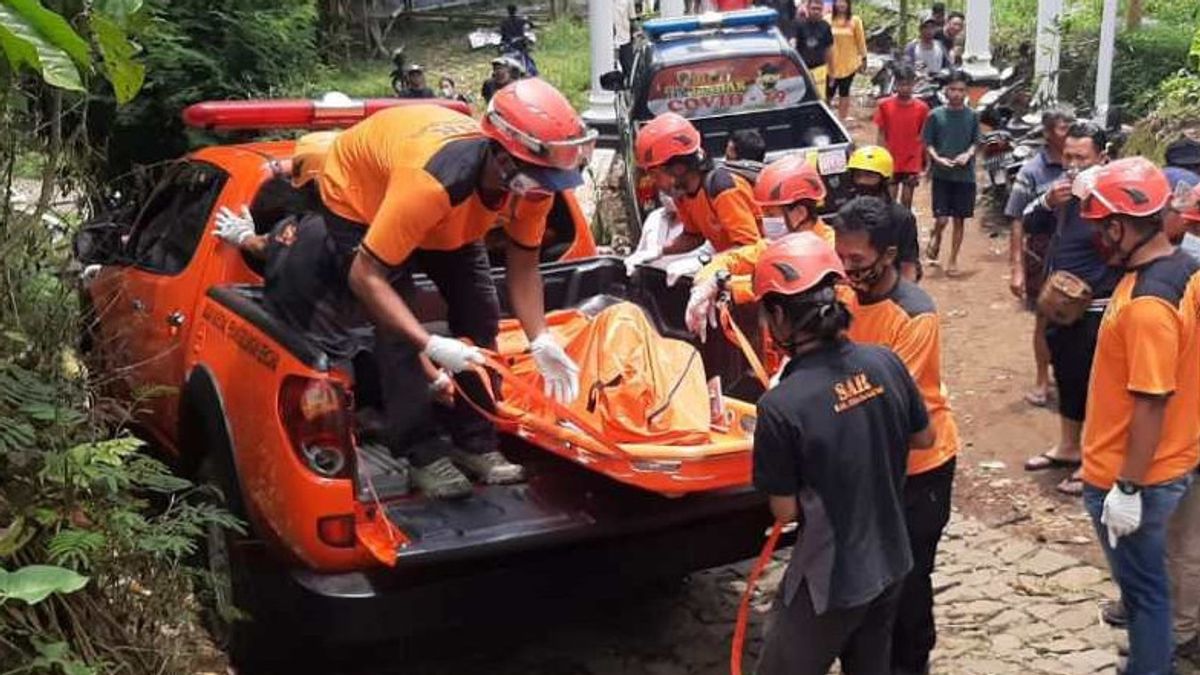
[827,0,867,122]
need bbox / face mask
[845,255,887,294]
[762,216,789,240]
[1181,232,1200,261]
[853,181,887,198]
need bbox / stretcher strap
[718,303,771,389]
[731,519,785,675]
[447,351,633,461]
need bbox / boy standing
[873,64,930,210]
[922,70,979,277]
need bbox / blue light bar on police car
[642,7,779,40]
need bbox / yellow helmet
[291,130,340,188]
[847,145,895,180]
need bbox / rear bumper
[252,490,772,643]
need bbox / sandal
[1056,470,1084,496]
[1024,389,1050,407]
[1024,450,1082,472]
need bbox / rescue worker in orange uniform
[634,112,763,256]
[831,195,960,675]
[266,80,597,499]
[1073,158,1200,675]
[684,155,833,342]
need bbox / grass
[302,17,592,113]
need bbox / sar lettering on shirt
[675,167,764,253]
[694,220,835,303]
[317,105,551,267]
[845,280,960,476]
[1081,250,1200,489]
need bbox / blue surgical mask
[762,216,789,240]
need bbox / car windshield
[646,56,808,119]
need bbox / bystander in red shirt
[873,95,931,175]
[716,0,751,10]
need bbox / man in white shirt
[615,0,634,74]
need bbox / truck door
[95,160,230,450]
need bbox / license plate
[818,149,847,175]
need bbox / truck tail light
[182,93,471,131]
[279,376,354,480]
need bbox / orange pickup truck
[75,96,774,669]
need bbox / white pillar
[1093,0,1119,125]
[582,0,616,126]
[661,0,685,17]
[1033,0,1063,104]
[962,0,999,81]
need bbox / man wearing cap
[904,15,951,74]
[1076,157,1200,675]
[482,56,524,103]
[1164,136,1200,189]
[396,64,435,99]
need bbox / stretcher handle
[731,519,785,675]
[447,350,634,461]
[717,301,771,390]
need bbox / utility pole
[1093,0,1118,125]
[899,0,908,50]
[962,0,999,83]
[1033,0,1063,104]
[582,0,617,131]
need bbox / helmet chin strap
[1114,224,1161,268]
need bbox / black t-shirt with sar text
[753,341,929,614]
[794,19,834,69]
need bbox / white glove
[1101,484,1143,548]
[530,332,580,404]
[624,248,660,277]
[422,335,484,374]
[685,278,720,343]
[214,206,256,247]
[665,257,703,287]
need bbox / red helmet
[635,112,702,169]
[1173,181,1200,224]
[754,155,826,206]
[753,231,845,300]
[480,78,598,186]
[1077,156,1172,220]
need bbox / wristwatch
[1116,479,1142,495]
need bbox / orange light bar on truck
[181,92,471,131]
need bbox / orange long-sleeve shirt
[674,166,763,253]
[694,220,836,303]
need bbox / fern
[47,530,107,570]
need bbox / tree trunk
[1125,0,1142,30]
[899,0,909,51]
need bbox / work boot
[410,456,473,499]
[451,449,525,485]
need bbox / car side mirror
[599,70,627,92]
[73,221,127,266]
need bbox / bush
[95,0,320,178]
[1122,70,1200,159]
[1112,22,1195,116]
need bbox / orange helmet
[635,112,702,169]
[1077,156,1172,221]
[1172,181,1200,223]
[291,131,339,188]
[754,155,826,206]
[753,231,845,300]
[480,78,598,190]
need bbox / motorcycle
[913,68,950,109]
[870,55,899,99]
[866,20,898,55]
[500,33,538,77]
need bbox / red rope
[731,520,785,675]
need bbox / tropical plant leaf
[0,564,89,604]
[31,639,98,675]
[0,516,36,556]
[47,529,107,569]
[89,12,144,104]
[95,0,143,26]
[0,0,89,91]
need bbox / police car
[601,8,854,234]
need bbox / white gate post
[582,0,617,126]
[1033,0,1063,103]
[1093,0,1119,124]
[962,0,999,82]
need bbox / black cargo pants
[262,204,502,467]
[891,456,956,674]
